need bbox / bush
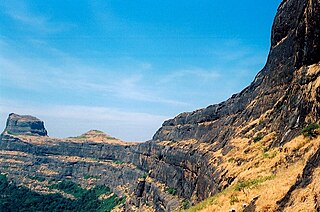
[229,195,239,205]
[84,175,100,180]
[49,180,85,198]
[166,187,177,195]
[228,157,235,163]
[253,135,264,142]
[182,199,191,209]
[113,160,124,165]
[141,173,148,179]
[301,123,320,138]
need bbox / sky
[0,0,282,141]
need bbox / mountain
[66,130,125,145]
[0,0,320,211]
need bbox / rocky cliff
[1,0,320,211]
[153,0,320,145]
[0,115,182,211]
[3,113,47,136]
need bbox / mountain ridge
[153,0,320,146]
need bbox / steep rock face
[153,0,320,145]
[0,129,182,211]
[3,113,47,136]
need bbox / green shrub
[301,123,320,138]
[6,131,17,136]
[253,135,264,142]
[228,157,235,163]
[229,195,239,205]
[68,135,87,139]
[182,199,191,209]
[263,151,277,159]
[234,175,275,192]
[166,187,177,195]
[84,175,100,180]
[141,173,148,179]
[113,160,124,165]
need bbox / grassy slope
[182,133,320,212]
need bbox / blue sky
[0,0,281,141]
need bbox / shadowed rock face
[3,113,48,136]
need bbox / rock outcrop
[2,113,47,136]
[0,127,182,211]
[153,0,320,145]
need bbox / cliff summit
[2,113,48,136]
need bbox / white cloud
[0,39,188,107]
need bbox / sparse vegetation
[113,160,125,165]
[228,157,235,163]
[234,175,275,192]
[263,151,277,159]
[84,175,100,180]
[182,199,191,209]
[6,131,17,136]
[68,135,87,139]
[253,135,264,142]
[49,180,88,198]
[141,173,148,179]
[166,187,177,195]
[229,195,239,205]
[248,125,255,131]
[28,176,46,182]
[301,123,320,138]
[184,188,227,212]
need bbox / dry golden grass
[12,131,136,146]
[0,158,25,164]
[185,134,320,212]
[0,150,30,157]
[37,164,59,176]
[282,167,320,212]
[15,135,60,146]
